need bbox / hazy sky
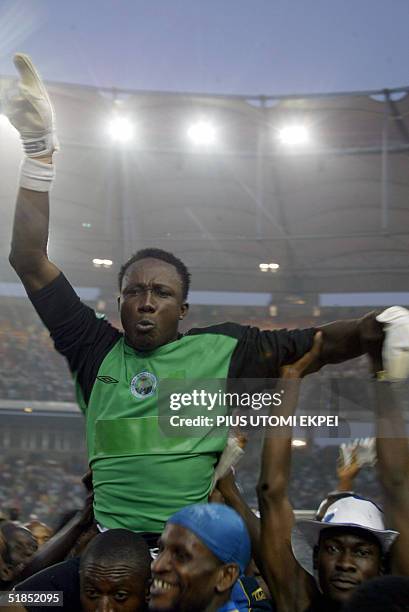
[1,0,409,96]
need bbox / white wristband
[20,157,55,192]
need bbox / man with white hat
[257,333,409,611]
[291,495,398,609]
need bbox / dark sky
[1,0,409,96]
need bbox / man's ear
[215,563,240,594]
[179,302,189,320]
[313,545,319,570]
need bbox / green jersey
[30,273,314,532]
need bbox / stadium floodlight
[107,116,134,143]
[278,125,309,146]
[260,262,280,272]
[292,439,307,448]
[187,120,217,145]
[93,258,113,268]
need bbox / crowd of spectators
[0,441,384,528]
[237,443,382,510]
[0,303,75,402]
[0,453,86,526]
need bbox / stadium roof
[1,79,409,306]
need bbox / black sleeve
[229,325,316,379]
[185,322,315,380]
[14,557,80,612]
[27,273,121,405]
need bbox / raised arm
[374,383,409,575]
[336,445,361,492]
[4,54,60,292]
[256,333,322,612]
[215,469,262,572]
[9,187,60,292]
[362,333,409,574]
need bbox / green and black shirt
[30,273,315,533]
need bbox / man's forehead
[162,523,208,553]
[123,258,181,285]
[33,525,50,535]
[83,561,139,580]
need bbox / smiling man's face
[317,528,382,604]
[149,524,225,612]
[119,258,188,351]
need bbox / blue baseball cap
[168,503,251,573]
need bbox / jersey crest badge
[130,371,157,399]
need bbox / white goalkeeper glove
[3,53,58,157]
[211,433,246,493]
[340,438,376,469]
[376,306,409,381]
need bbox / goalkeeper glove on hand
[3,53,58,157]
[376,306,409,381]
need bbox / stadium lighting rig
[187,120,217,145]
[107,115,135,143]
[292,439,307,448]
[93,258,113,268]
[278,125,310,146]
[259,263,280,272]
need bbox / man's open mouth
[135,320,155,332]
[150,578,179,596]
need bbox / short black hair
[343,576,409,611]
[80,529,151,582]
[118,248,190,301]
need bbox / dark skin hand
[336,447,361,492]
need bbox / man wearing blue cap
[149,503,250,612]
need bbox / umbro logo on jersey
[97,376,119,384]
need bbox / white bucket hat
[291,496,399,578]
